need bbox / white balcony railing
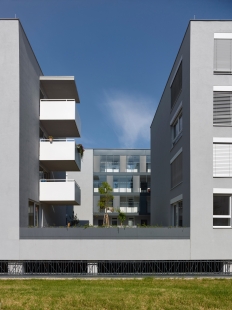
[40,99,81,137]
[39,139,81,171]
[39,179,81,205]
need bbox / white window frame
[213,194,232,229]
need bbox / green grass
[0,278,232,309]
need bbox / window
[93,175,106,192]
[171,61,182,108]
[98,219,103,226]
[146,155,151,172]
[28,200,39,227]
[172,200,183,227]
[213,91,232,126]
[113,176,133,192]
[120,196,139,213]
[213,195,231,227]
[112,218,118,226]
[126,155,140,172]
[172,111,182,144]
[140,175,151,192]
[100,155,120,172]
[141,219,147,226]
[214,37,232,74]
[171,151,183,188]
[213,143,232,177]
[128,218,134,226]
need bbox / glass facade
[113,176,133,192]
[126,155,140,172]
[93,149,150,226]
[100,155,120,172]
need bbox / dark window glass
[171,152,183,188]
[213,196,230,215]
[171,62,182,108]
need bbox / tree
[117,208,126,227]
[98,182,113,226]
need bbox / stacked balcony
[39,76,81,206]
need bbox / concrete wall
[189,21,232,259]
[0,20,20,244]
[68,149,93,225]
[151,24,191,227]
[19,22,42,227]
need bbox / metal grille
[1,260,232,276]
[213,91,232,126]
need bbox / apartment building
[68,149,151,226]
[2,18,232,276]
[151,20,232,260]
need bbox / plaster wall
[68,149,93,225]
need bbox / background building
[69,149,151,226]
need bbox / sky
[1,0,232,149]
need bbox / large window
[120,196,139,213]
[214,38,232,74]
[127,155,140,172]
[93,175,106,192]
[113,176,133,192]
[171,62,182,109]
[213,195,231,227]
[213,143,232,177]
[213,91,232,126]
[100,155,120,172]
[171,151,183,188]
[140,175,151,192]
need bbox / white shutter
[214,39,232,73]
[213,144,232,177]
[213,91,232,126]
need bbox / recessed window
[214,37,232,74]
[172,112,182,145]
[120,196,139,213]
[171,151,183,189]
[93,175,106,192]
[172,200,183,227]
[171,61,182,109]
[126,155,140,172]
[213,91,232,126]
[112,218,118,226]
[213,195,231,228]
[28,200,39,227]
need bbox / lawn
[0,278,231,310]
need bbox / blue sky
[1,0,232,149]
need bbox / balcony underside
[40,120,80,138]
[40,160,80,172]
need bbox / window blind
[171,62,182,108]
[171,152,182,188]
[213,143,232,177]
[213,91,232,126]
[214,39,232,73]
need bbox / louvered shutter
[213,143,232,177]
[214,39,232,73]
[171,152,183,188]
[213,91,232,126]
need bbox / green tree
[98,182,113,226]
[117,208,126,227]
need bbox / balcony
[40,99,81,137]
[39,179,81,205]
[40,139,81,171]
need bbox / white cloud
[103,91,156,148]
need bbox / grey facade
[69,149,151,226]
[151,20,232,259]
[2,19,232,275]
